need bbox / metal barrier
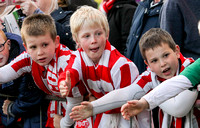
[0,93,66,128]
[1,93,200,128]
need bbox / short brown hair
[21,14,57,45]
[139,28,177,61]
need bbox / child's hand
[59,71,71,97]
[70,101,93,121]
[2,99,11,115]
[121,98,149,120]
[53,114,63,128]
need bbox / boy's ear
[106,31,109,40]
[7,40,11,50]
[144,60,149,67]
[76,41,81,49]
[175,45,180,58]
[55,35,60,48]
[23,43,27,50]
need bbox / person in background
[58,0,98,12]
[160,0,200,60]
[99,0,137,55]
[0,29,48,128]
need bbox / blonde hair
[21,14,57,45]
[70,5,109,42]
[139,28,177,61]
[0,29,7,41]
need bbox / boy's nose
[160,59,166,67]
[91,36,97,44]
[37,48,44,55]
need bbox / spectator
[69,28,199,128]
[0,14,75,128]
[160,0,200,60]
[0,29,48,128]
[58,0,98,12]
[99,0,137,55]
[12,0,76,50]
[58,6,139,128]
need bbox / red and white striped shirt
[134,53,195,128]
[59,41,139,128]
[0,44,72,128]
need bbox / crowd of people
[0,0,200,128]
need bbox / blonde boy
[58,6,139,128]
[0,14,75,128]
[69,28,199,128]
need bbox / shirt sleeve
[180,58,200,87]
[143,75,193,109]
[0,52,30,84]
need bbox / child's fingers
[127,100,137,105]
[59,81,68,97]
[81,101,90,106]
[71,105,81,112]
[121,103,129,112]
[65,71,71,84]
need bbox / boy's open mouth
[162,67,170,73]
[38,58,46,63]
[90,47,99,53]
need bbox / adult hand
[121,98,149,120]
[70,101,93,121]
[59,71,71,97]
[15,0,38,16]
[53,114,63,128]
[2,99,11,115]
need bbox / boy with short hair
[58,5,139,128]
[69,28,199,127]
[0,29,48,128]
[0,14,79,128]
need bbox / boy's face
[76,24,108,64]
[0,36,10,67]
[24,33,59,66]
[144,43,180,80]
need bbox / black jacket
[107,0,137,54]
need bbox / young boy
[68,28,199,128]
[0,29,48,127]
[0,14,78,128]
[120,54,200,123]
[58,5,139,128]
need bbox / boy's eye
[163,53,169,58]
[30,46,36,49]
[151,59,157,63]
[96,32,102,36]
[42,43,48,47]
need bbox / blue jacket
[0,33,48,128]
[160,0,200,60]
[124,0,163,73]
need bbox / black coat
[107,0,137,55]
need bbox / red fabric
[93,113,103,128]
[101,0,116,13]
